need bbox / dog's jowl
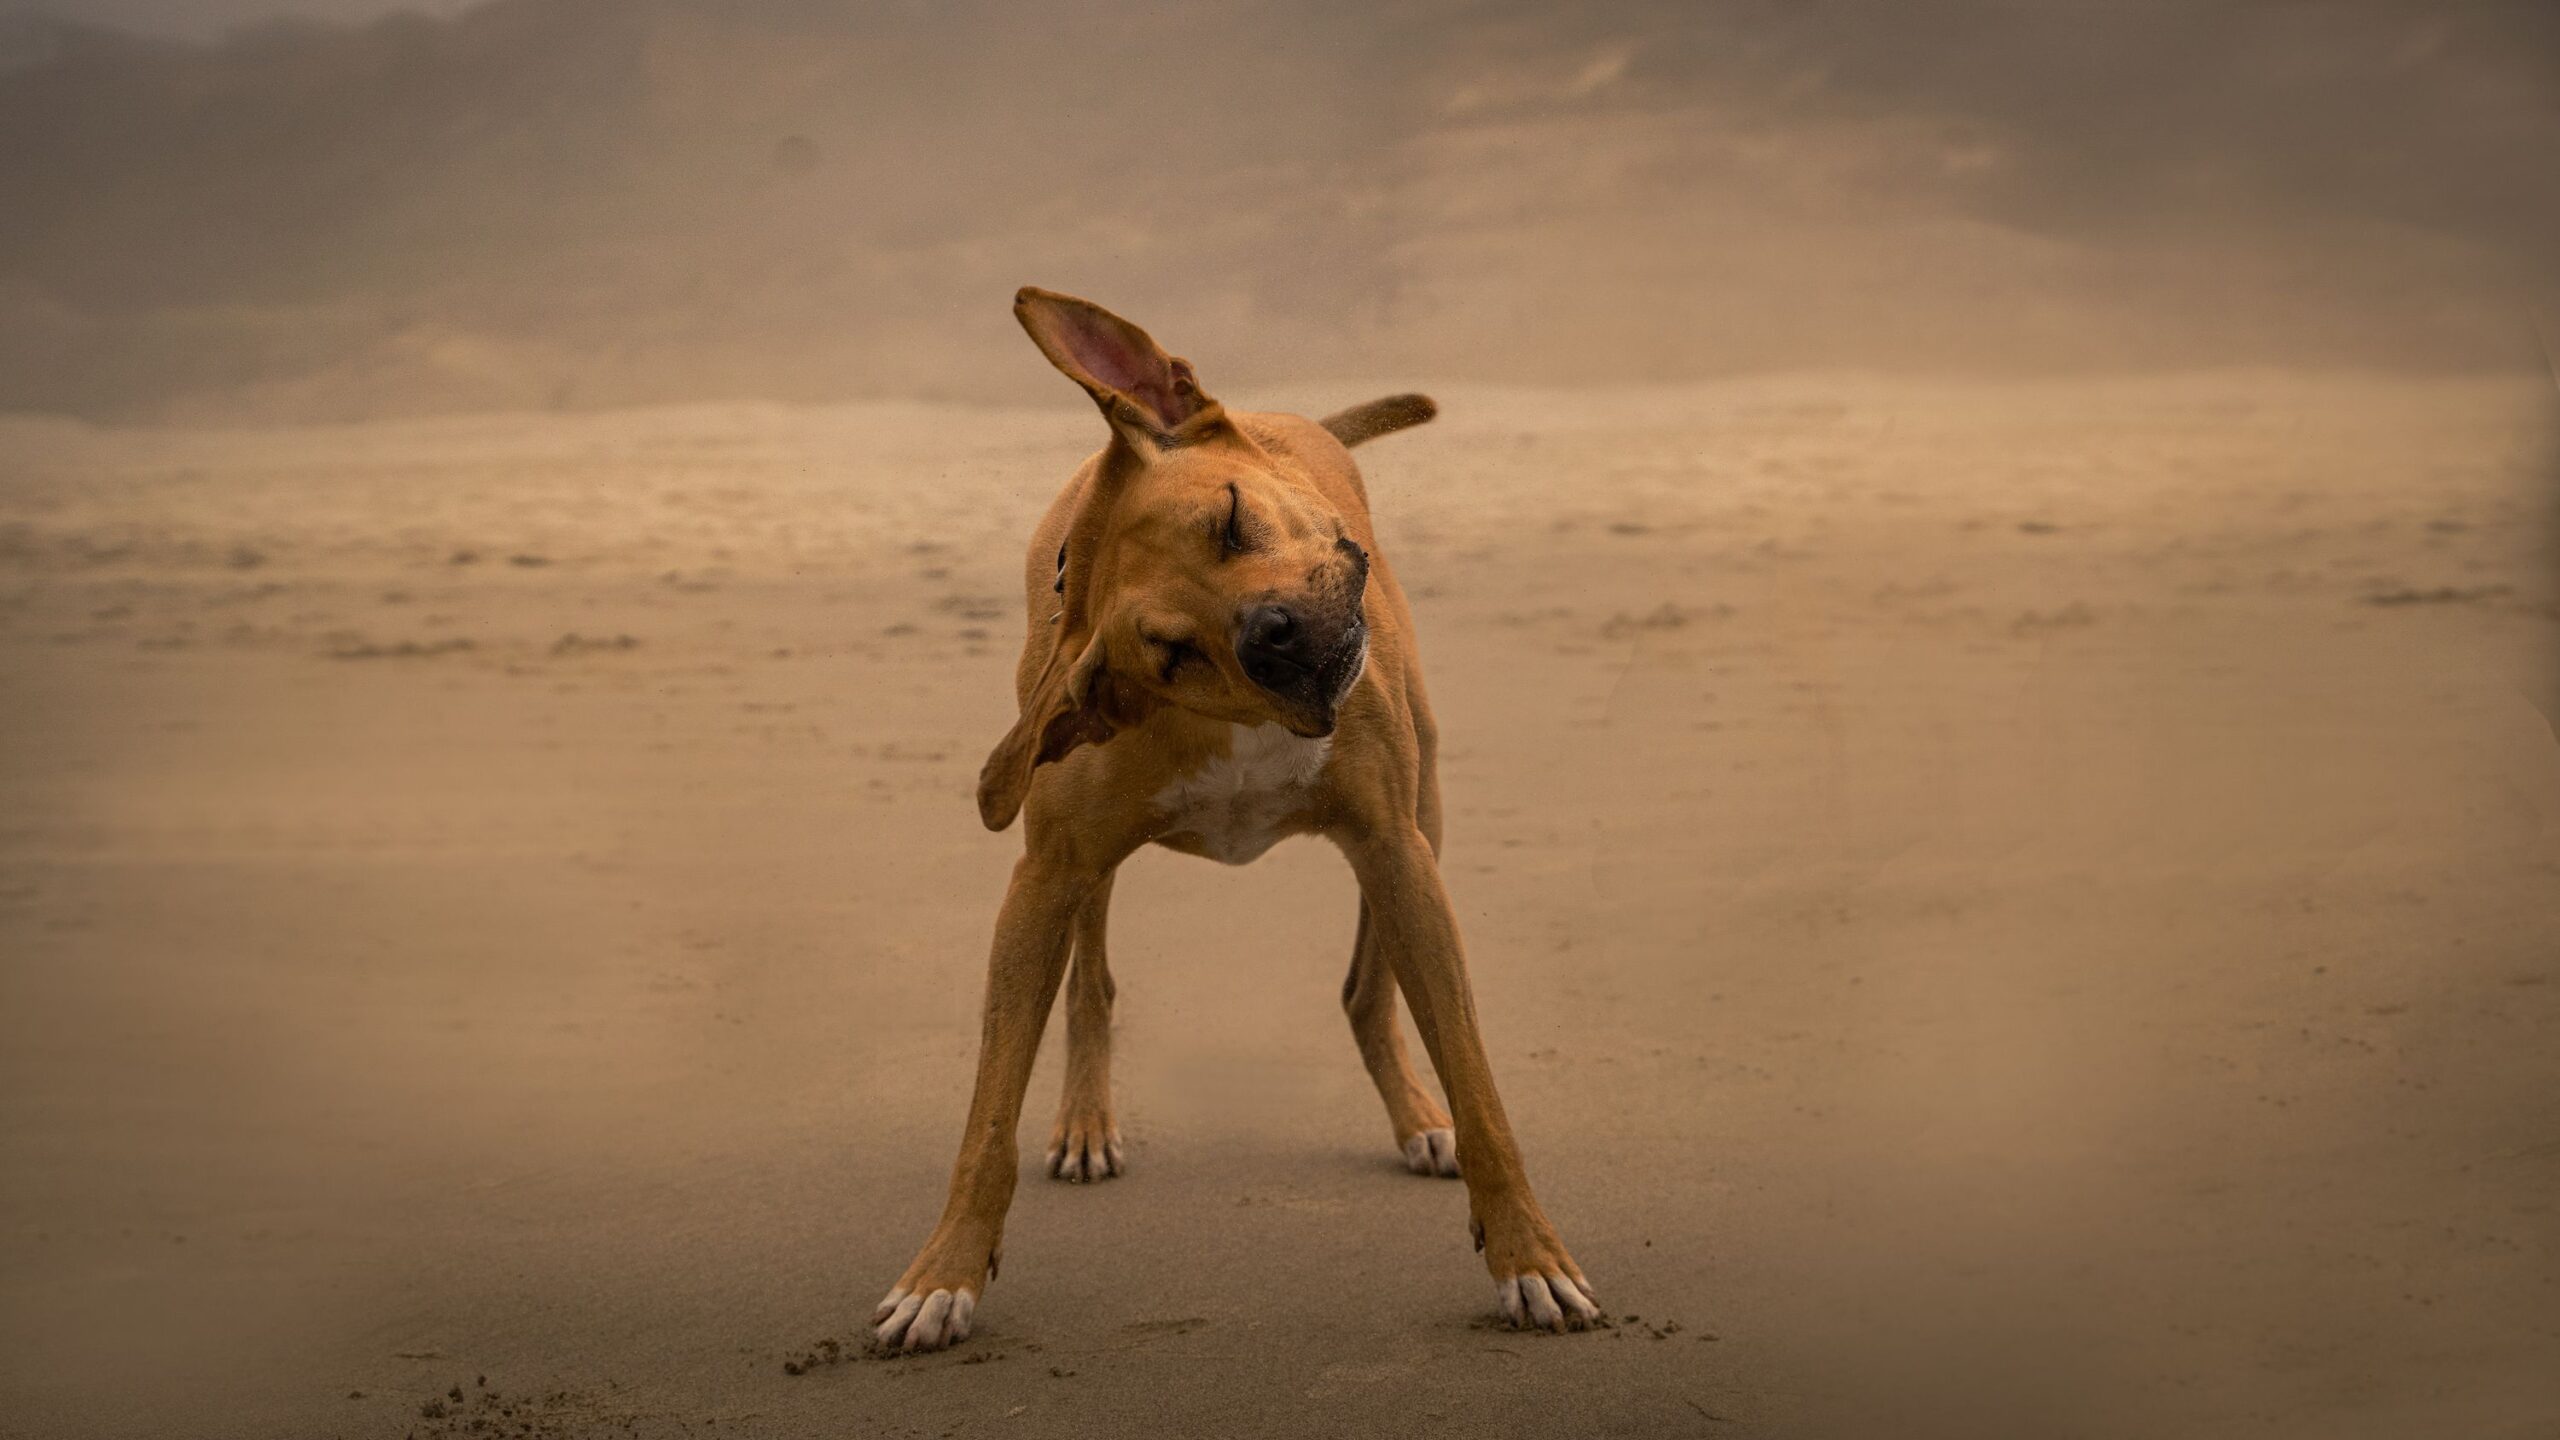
[867,287,1599,1352]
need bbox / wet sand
[1,374,2555,1437]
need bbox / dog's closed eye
[1218,483,1254,556]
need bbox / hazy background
[1,0,2555,422]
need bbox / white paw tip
[1521,1274,1564,1330]
[1402,1128,1459,1177]
[1550,1272,1601,1323]
[1496,1272,1600,1332]
[872,1290,924,1347]
[1048,1132,1123,1182]
[874,1286,977,1353]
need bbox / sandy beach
[1,373,2555,1438]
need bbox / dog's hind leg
[1348,709,1458,1175]
[1345,901,1459,1176]
[1047,868,1123,1181]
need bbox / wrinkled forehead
[1118,451,1238,517]
[1115,445,1324,532]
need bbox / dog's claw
[1402,1127,1460,1177]
[874,1290,921,1342]
[1045,1124,1123,1182]
[1495,1271,1601,1333]
[874,1286,975,1352]
[1523,1275,1563,1330]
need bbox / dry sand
[1,374,2555,1437]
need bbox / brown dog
[869,288,1598,1351]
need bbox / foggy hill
[1,0,2553,422]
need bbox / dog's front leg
[1346,826,1602,1333]
[872,853,1093,1352]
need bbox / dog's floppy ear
[1015,287,1223,450]
[976,629,1152,831]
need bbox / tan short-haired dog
[869,288,1598,1351]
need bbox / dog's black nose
[1243,604,1298,653]
[1237,603,1311,688]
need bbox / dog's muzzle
[1236,604,1367,732]
[1236,539,1370,731]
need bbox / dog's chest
[1149,724,1331,866]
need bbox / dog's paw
[1495,1270,1603,1333]
[873,1231,994,1353]
[1045,1115,1123,1182]
[872,1283,978,1352]
[1478,1207,1600,1333]
[1401,1127,1460,1178]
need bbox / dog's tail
[1321,393,1438,449]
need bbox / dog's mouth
[1319,623,1369,705]
[1243,618,1368,737]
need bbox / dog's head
[977,287,1372,830]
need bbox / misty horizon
[2,0,2554,423]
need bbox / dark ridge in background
[0,0,2554,422]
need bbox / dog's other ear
[1014,286,1222,450]
[976,631,1152,831]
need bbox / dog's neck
[1147,722,1331,867]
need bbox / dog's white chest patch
[1150,724,1331,865]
